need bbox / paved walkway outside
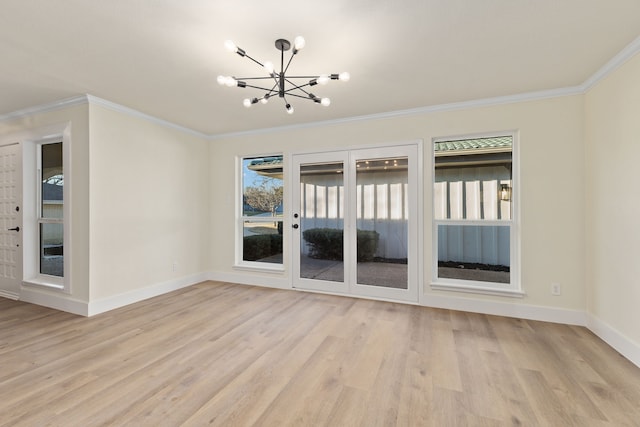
[300,256,408,289]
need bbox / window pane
[437,224,509,284]
[241,155,283,266]
[242,220,283,263]
[435,136,512,220]
[40,223,63,277]
[434,136,514,286]
[41,142,63,219]
[242,156,283,217]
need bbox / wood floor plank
[1,281,640,426]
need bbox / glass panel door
[349,145,418,302]
[292,152,349,294]
[355,156,408,289]
[292,144,419,302]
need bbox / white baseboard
[587,314,640,369]
[207,270,290,289]
[0,290,19,300]
[423,293,587,326]
[205,271,586,325]
[20,287,89,316]
[87,272,208,316]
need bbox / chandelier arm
[285,93,317,100]
[263,82,278,93]
[235,76,276,80]
[243,84,279,91]
[281,75,322,79]
[283,78,313,94]
[242,53,266,69]
[283,52,295,75]
[267,82,278,95]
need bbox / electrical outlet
[172,262,178,272]
[551,283,561,296]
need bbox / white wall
[210,95,586,314]
[0,100,211,314]
[585,53,640,353]
[88,103,210,305]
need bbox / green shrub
[243,234,282,261]
[302,228,379,261]
[302,228,343,260]
[356,229,380,262]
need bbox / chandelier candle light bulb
[218,36,348,114]
[293,36,306,53]
[224,40,237,53]
[263,61,275,74]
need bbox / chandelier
[217,37,350,114]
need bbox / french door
[292,144,419,302]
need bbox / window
[238,155,284,267]
[39,142,64,277]
[432,135,520,294]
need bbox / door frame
[290,141,423,303]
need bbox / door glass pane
[356,157,408,289]
[40,223,63,277]
[299,162,344,282]
[437,224,510,283]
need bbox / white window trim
[234,153,285,272]
[22,123,72,293]
[430,131,521,296]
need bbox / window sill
[23,277,65,292]
[431,282,525,298]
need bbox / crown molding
[86,95,208,139]
[581,35,640,91]
[0,94,208,139]
[209,85,585,140]
[0,95,88,123]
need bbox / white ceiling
[1,0,639,136]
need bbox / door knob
[292,224,299,229]
[8,226,19,232]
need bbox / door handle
[8,226,19,232]
[292,224,299,229]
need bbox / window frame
[37,141,64,279]
[21,123,72,293]
[235,153,285,271]
[431,132,522,297]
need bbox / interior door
[292,144,419,302]
[0,143,22,299]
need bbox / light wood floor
[1,282,639,426]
